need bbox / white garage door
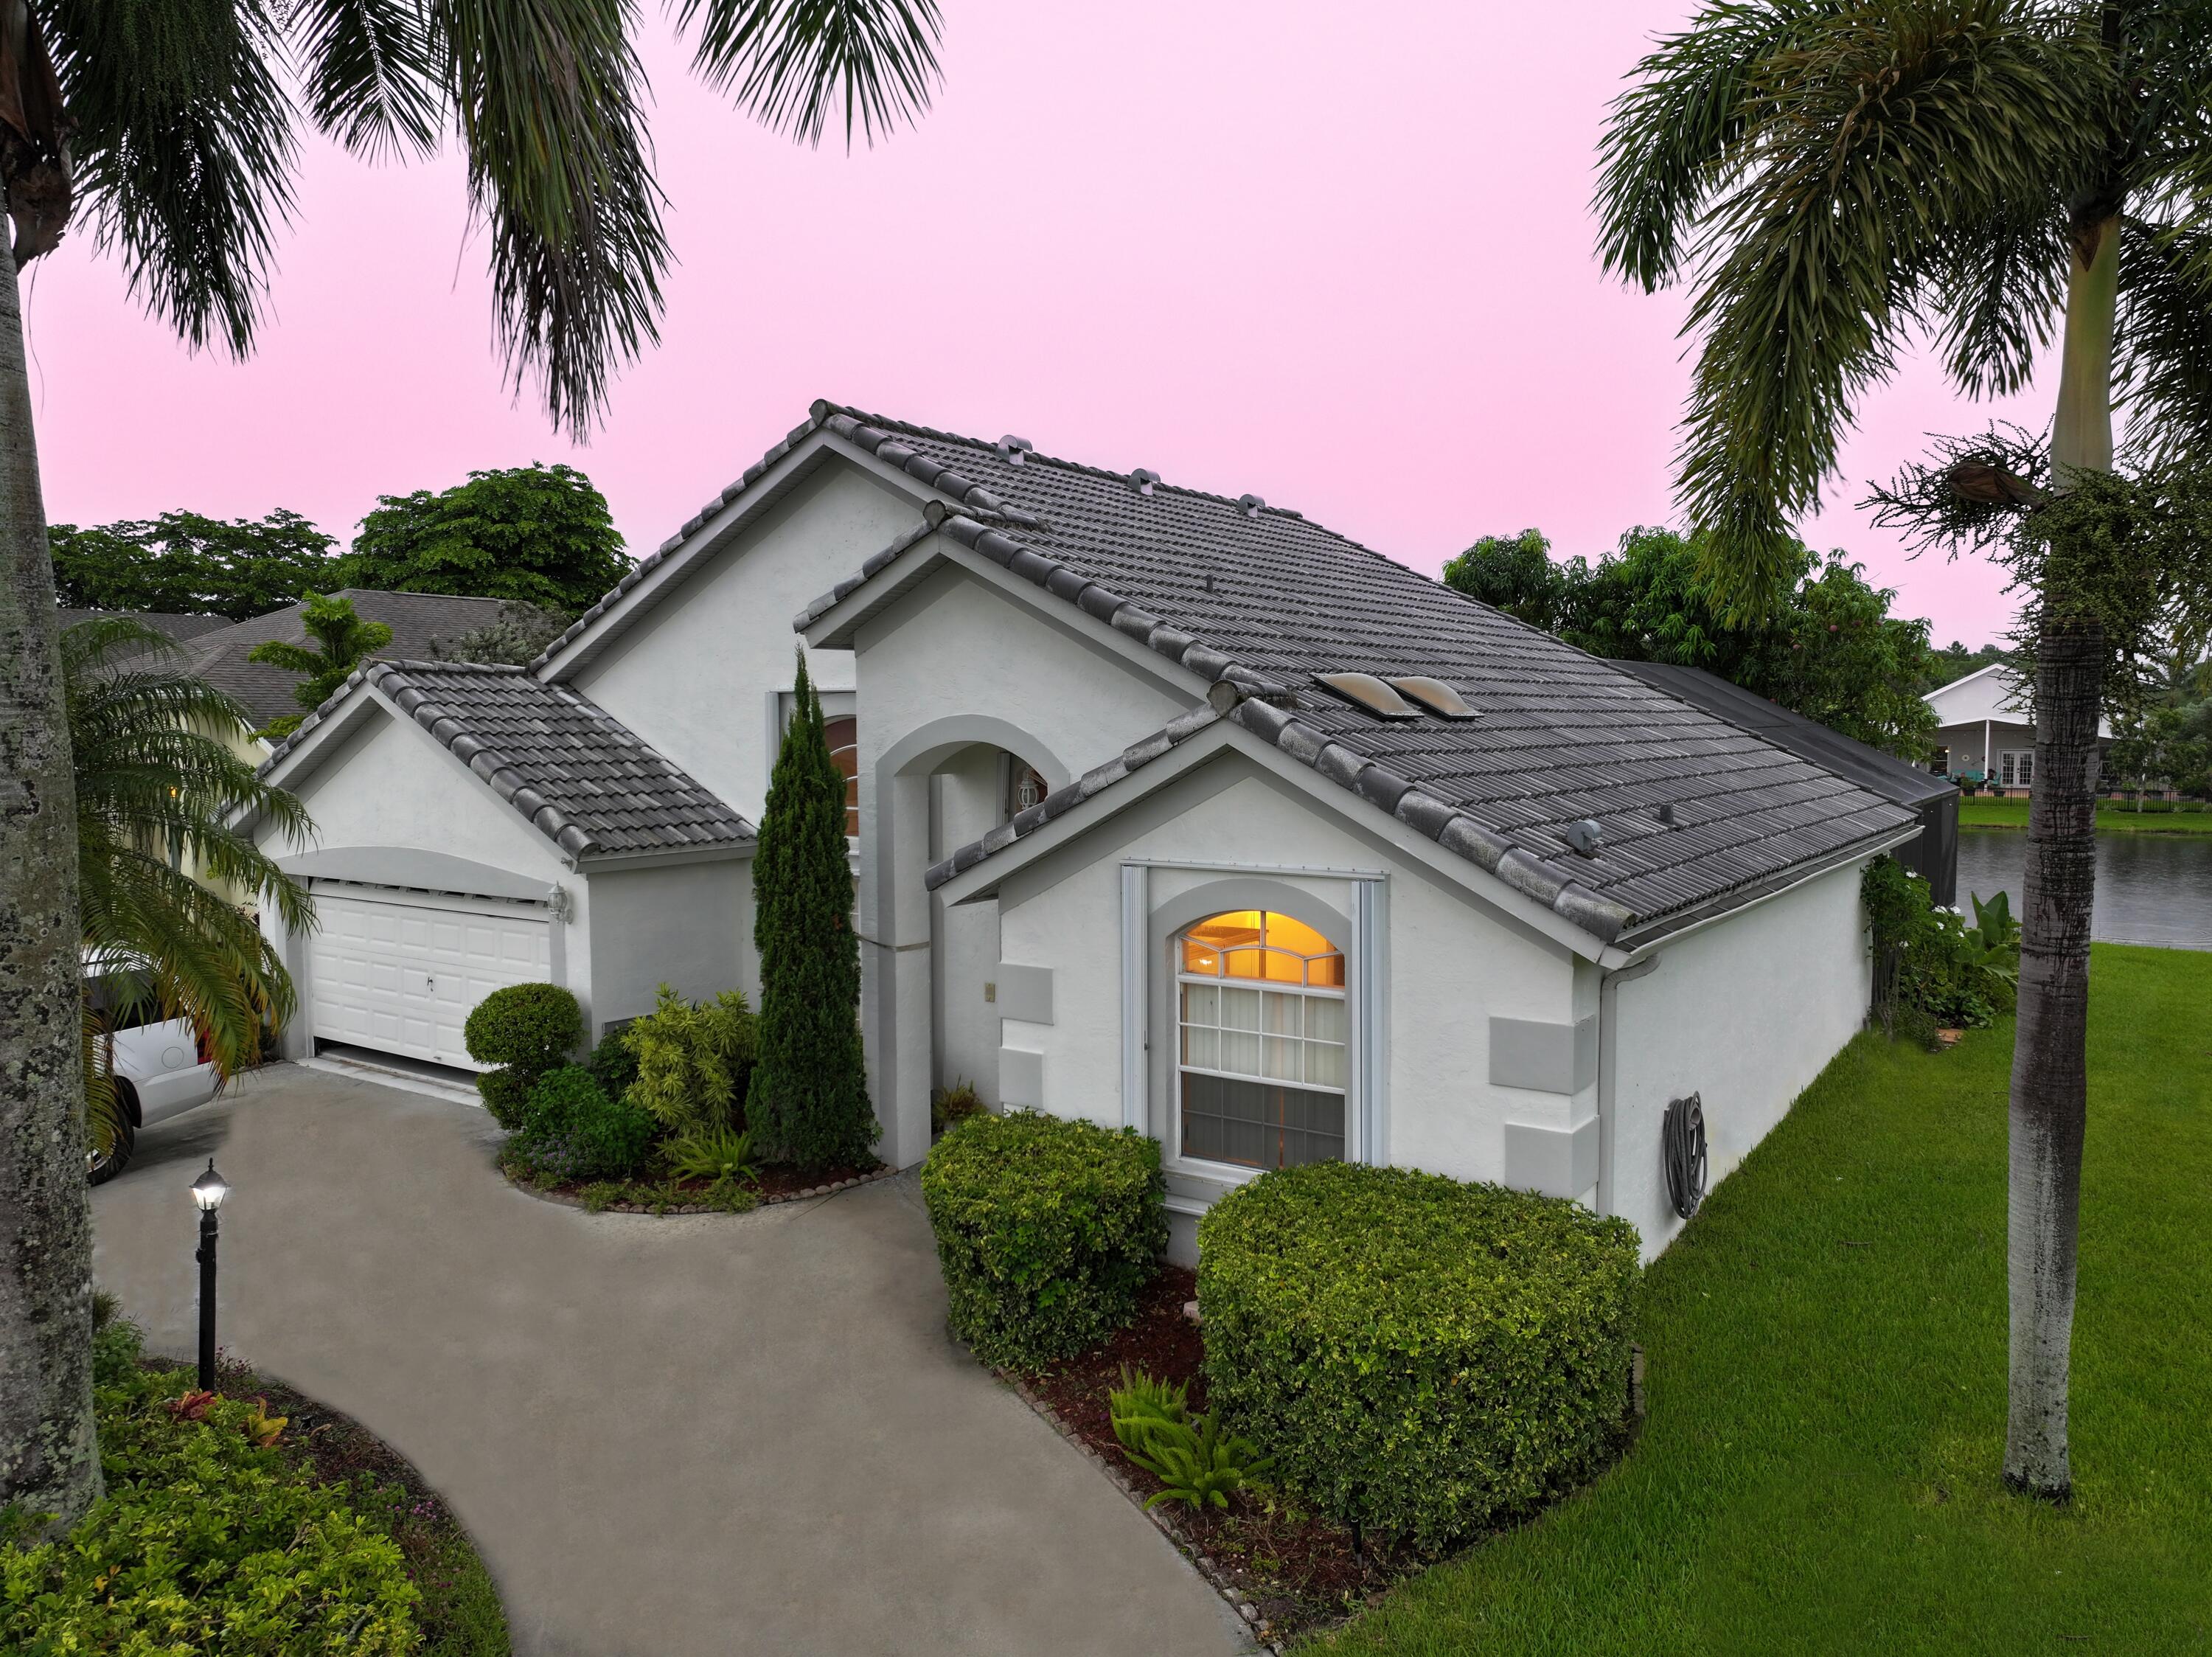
[308,890,552,1070]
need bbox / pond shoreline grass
[1311,944,2211,1656]
[1959,796,2212,835]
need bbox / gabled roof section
[529,400,1055,678]
[263,660,753,860]
[799,406,1919,937]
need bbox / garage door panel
[309,891,551,1070]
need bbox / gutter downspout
[1596,953,1663,1220]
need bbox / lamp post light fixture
[189,1158,229,1390]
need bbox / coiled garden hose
[1663,1092,1708,1220]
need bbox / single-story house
[243,403,1928,1260]
[1923,662,2112,793]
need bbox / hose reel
[1662,1091,1707,1220]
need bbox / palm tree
[1597,1,2212,1500]
[246,591,396,737]
[0,0,942,1527]
[66,617,313,1181]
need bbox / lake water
[1955,830,2212,951]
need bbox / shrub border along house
[1198,1161,1641,1554]
[921,1110,1167,1369]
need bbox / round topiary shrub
[476,1065,533,1130]
[464,983,582,1071]
[1198,1161,1641,1552]
[921,1110,1167,1370]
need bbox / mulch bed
[1014,1266,1424,1647]
[149,1353,507,1654]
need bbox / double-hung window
[1175,910,1346,1170]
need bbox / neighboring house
[236,403,1930,1262]
[1922,663,2113,793]
[181,588,513,734]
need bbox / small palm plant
[66,619,314,1146]
[245,593,395,740]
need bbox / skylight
[1310,673,1423,720]
[1388,676,1480,719]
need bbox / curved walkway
[91,1064,1251,1657]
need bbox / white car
[85,956,222,1184]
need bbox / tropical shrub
[465,982,582,1129]
[623,984,756,1133]
[1,1321,420,1653]
[920,1111,1166,1369]
[1863,855,2017,1042]
[1198,1161,1640,1552]
[511,1064,655,1182]
[584,1023,641,1100]
[748,652,875,1171]
[931,1078,985,1135]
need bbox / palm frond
[1630,4,2110,611]
[675,0,942,149]
[432,0,669,435]
[1928,202,2070,399]
[293,0,443,160]
[2115,215,2212,467]
[45,0,299,355]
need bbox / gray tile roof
[186,589,515,725]
[792,406,1917,942]
[58,608,236,644]
[264,660,753,860]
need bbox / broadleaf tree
[338,462,630,615]
[746,651,874,1173]
[0,0,942,1528]
[49,510,336,620]
[1597,0,2212,1499]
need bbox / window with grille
[824,716,859,837]
[2000,749,2035,788]
[1175,910,1346,1170]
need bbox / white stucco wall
[575,464,915,822]
[282,706,571,888]
[582,858,755,1036]
[989,764,1582,1256]
[1604,859,1873,1260]
[849,560,1201,1166]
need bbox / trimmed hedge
[921,1111,1167,1369]
[1198,1161,1640,1552]
[465,984,581,1130]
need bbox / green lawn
[1958,796,2212,834]
[1313,945,2211,1656]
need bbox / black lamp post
[189,1158,229,1390]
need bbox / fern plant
[1107,1364,1189,1456]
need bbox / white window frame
[2000,748,2035,787]
[1121,862,1386,1184]
[1171,919,1350,1176]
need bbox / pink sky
[28,1,2045,647]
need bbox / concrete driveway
[90,1064,1251,1657]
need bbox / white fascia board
[801,529,1218,707]
[935,718,1611,962]
[537,430,948,682]
[577,842,754,873]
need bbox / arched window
[824,716,859,838]
[1176,910,1346,1170]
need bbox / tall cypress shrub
[748,652,876,1170]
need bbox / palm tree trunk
[0,222,100,1529]
[2003,209,2119,1501]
